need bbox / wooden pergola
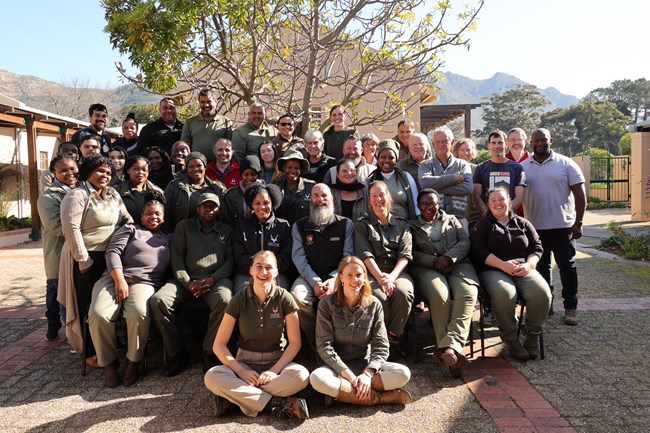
[0,97,118,240]
[420,103,481,137]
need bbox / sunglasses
[279,122,294,127]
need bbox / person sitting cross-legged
[204,251,309,420]
[310,256,412,407]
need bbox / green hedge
[0,216,32,232]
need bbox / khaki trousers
[290,277,318,346]
[369,273,414,336]
[204,348,309,417]
[149,278,232,356]
[310,360,411,397]
[88,273,155,367]
[413,266,478,354]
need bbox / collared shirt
[355,212,412,272]
[522,150,585,230]
[316,294,389,374]
[171,217,234,288]
[180,113,232,161]
[417,215,444,255]
[226,283,298,353]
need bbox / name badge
[329,237,340,241]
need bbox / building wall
[0,127,58,218]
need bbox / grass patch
[598,221,650,261]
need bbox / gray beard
[309,203,334,225]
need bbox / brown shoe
[272,396,309,420]
[449,352,467,378]
[85,356,101,369]
[504,339,530,362]
[122,360,140,387]
[438,347,458,367]
[103,361,121,388]
[564,309,578,326]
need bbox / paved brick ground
[0,209,648,432]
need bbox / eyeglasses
[279,122,294,127]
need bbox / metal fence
[590,156,630,202]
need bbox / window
[39,151,49,171]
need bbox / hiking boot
[504,339,530,362]
[564,309,578,326]
[271,396,309,420]
[164,348,190,377]
[213,395,233,417]
[103,361,121,388]
[46,322,62,341]
[523,328,541,360]
[122,360,140,387]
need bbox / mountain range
[0,69,579,124]
[434,71,579,109]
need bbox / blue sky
[0,0,647,98]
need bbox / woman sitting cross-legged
[88,195,171,387]
[204,251,309,420]
[310,256,412,406]
[409,189,479,378]
[469,187,551,361]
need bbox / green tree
[481,84,550,136]
[618,133,631,155]
[113,103,158,126]
[585,78,650,123]
[102,0,484,133]
[541,101,628,156]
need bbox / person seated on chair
[233,182,294,293]
[150,192,234,376]
[310,256,412,407]
[409,189,479,378]
[204,251,310,420]
[469,187,551,361]
[88,195,171,388]
[355,181,414,357]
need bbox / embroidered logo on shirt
[218,234,226,243]
[269,234,280,248]
[270,307,281,319]
[305,234,314,245]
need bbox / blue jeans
[536,228,578,310]
[46,279,61,326]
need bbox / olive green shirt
[315,294,389,374]
[226,283,298,353]
[355,213,413,272]
[180,113,232,161]
[171,218,234,289]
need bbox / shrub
[600,221,650,261]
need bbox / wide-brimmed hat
[276,149,310,175]
[197,192,220,207]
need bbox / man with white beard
[290,184,355,348]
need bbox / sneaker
[46,322,62,341]
[564,309,578,326]
[504,339,530,362]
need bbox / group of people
[36,95,586,421]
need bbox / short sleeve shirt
[225,283,298,353]
[474,159,526,202]
[522,150,585,230]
